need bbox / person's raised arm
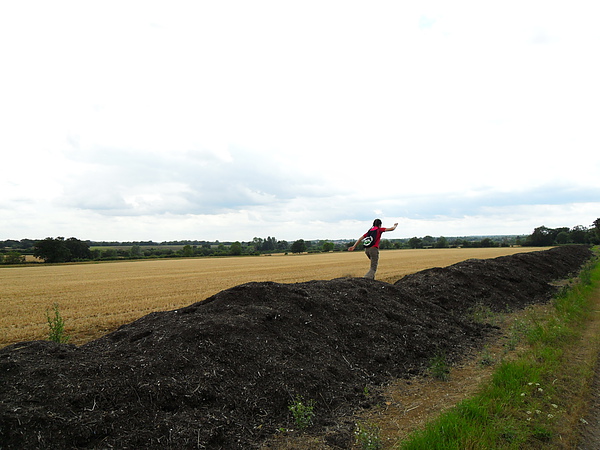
[384,223,398,232]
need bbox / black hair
[373,219,382,227]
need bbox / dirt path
[356,325,508,448]
[574,286,600,449]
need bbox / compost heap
[0,245,593,449]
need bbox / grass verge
[397,248,600,449]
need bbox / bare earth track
[0,246,593,448]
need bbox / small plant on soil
[355,421,382,450]
[429,352,450,381]
[46,303,69,343]
[288,396,315,429]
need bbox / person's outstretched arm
[384,223,398,232]
[348,236,364,251]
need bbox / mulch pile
[0,245,593,449]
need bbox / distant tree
[230,241,243,256]
[408,237,423,249]
[498,237,510,247]
[422,235,435,247]
[250,236,285,253]
[20,239,36,249]
[181,244,194,257]
[480,238,496,248]
[64,237,91,260]
[379,239,393,249]
[33,237,71,263]
[570,225,589,244]
[3,251,25,264]
[322,241,334,252]
[130,245,142,258]
[252,237,263,251]
[32,236,89,262]
[452,239,465,248]
[262,236,277,252]
[525,226,555,246]
[435,236,449,248]
[102,248,118,259]
[555,231,569,244]
[2,240,21,249]
[199,245,213,256]
[594,218,600,237]
[291,239,307,253]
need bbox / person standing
[348,219,398,279]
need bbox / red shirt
[362,226,385,248]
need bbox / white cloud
[1,1,599,241]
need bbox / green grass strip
[398,248,600,450]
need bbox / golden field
[0,247,546,348]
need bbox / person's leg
[364,247,379,279]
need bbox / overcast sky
[1,1,599,242]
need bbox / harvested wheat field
[0,245,593,449]
[1,247,545,347]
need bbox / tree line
[405,220,600,249]
[2,219,599,264]
[523,221,600,246]
[0,237,345,264]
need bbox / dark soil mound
[396,246,593,314]
[0,246,592,449]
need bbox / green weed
[46,303,69,343]
[288,396,315,429]
[428,352,450,381]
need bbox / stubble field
[0,247,545,348]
